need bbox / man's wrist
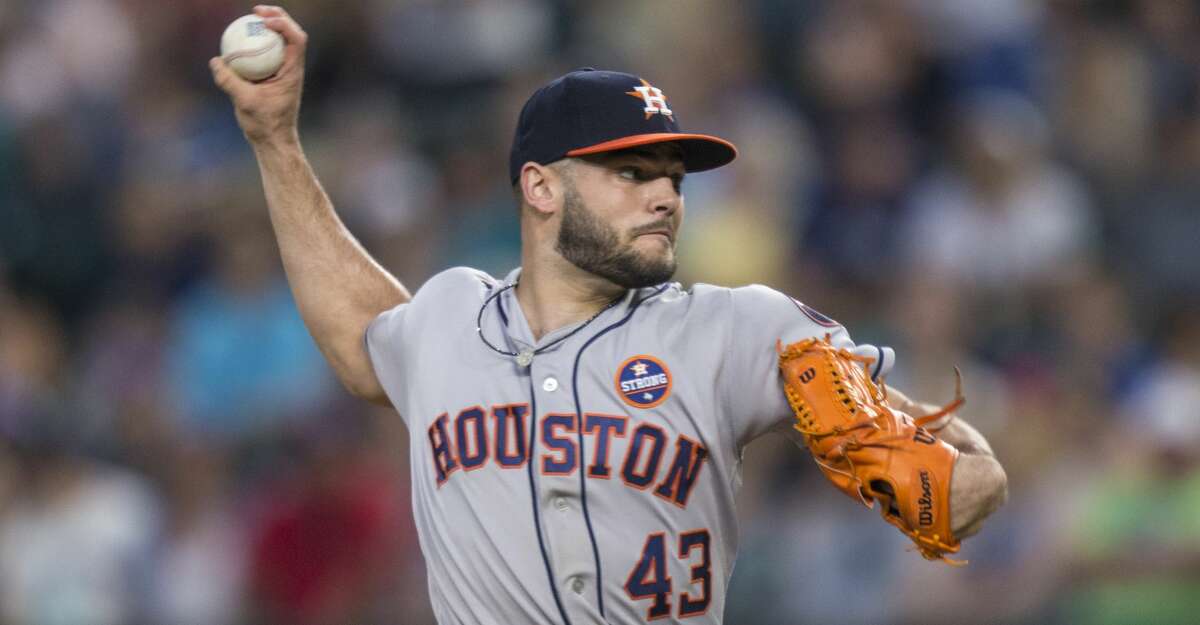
[923,408,956,432]
[249,128,302,154]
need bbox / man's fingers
[262,15,308,73]
[254,5,287,19]
[261,14,307,48]
[210,57,249,99]
[251,6,307,70]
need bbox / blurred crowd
[2,0,1199,624]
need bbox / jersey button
[542,377,559,392]
[570,576,585,594]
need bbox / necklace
[476,282,623,367]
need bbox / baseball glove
[777,335,965,564]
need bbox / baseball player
[211,6,1008,624]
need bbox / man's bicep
[721,285,833,446]
[722,284,892,447]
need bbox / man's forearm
[253,137,409,400]
[887,385,994,456]
[929,411,995,457]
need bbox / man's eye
[618,167,640,181]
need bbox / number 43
[624,529,711,620]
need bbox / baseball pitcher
[211,6,1008,624]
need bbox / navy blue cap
[509,68,738,183]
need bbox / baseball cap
[509,68,738,183]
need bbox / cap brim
[566,132,738,173]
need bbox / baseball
[220,14,285,81]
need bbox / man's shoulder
[645,281,837,328]
[650,281,788,308]
[411,266,500,304]
[639,281,773,320]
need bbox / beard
[555,180,677,289]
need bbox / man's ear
[519,162,561,217]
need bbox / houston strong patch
[615,355,672,409]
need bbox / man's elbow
[324,344,393,407]
[980,455,1008,511]
[341,374,392,407]
[951,454,1009,539]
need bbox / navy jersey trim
[570,283,670,617]
[526,375,573,625]
[497,287,511,327]
[871,346,884,380]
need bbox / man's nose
[646,176,680,214]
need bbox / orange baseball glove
[777,335,965,563]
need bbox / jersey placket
[528,351,600,619]
[500,287,608,624]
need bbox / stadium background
[2,0,1199,623]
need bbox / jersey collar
[495,267,651,352]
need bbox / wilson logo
[918,470,934,527]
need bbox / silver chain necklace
[476,282,623,367]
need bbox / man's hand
[210,5,308,145]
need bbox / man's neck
[515,255,626,342]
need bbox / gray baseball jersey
[365,266,895,625]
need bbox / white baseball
[220,14,286,82]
